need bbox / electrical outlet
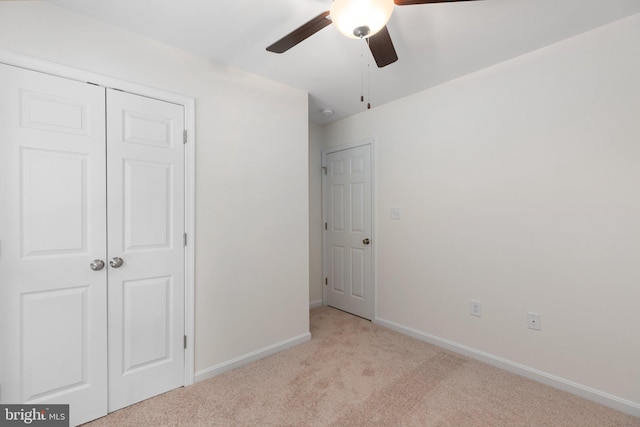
[470,300,482,317]
[527,312,541,331]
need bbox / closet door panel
[0,64,108,426]
[106,89,185,411]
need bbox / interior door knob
[90,259,105,271]
[363,238,370,245]
[109,257,124,268]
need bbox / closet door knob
[90,259,105,271]
[109,257,124,268]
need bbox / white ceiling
[48,0,640,125]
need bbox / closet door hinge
[324,222,327,230]
[325,278,328,286]
[184,233,187,247]
[184,335,187,349]
[183,130,187,144]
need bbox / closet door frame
[0,49,197,386]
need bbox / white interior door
[105,89,185,411]
[0,63,108,425]
[325,145,373,319]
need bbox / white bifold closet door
[105,89,185,412]
[0,63,185,426]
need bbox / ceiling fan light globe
[330,0,394,39]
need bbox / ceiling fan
[267,0,480,68]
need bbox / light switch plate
[470,300,482,317]
[391,207,403,220]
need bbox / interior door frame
[0,50,197,386]
[321,137,376,318]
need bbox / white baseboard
[374,316,640,418]
[194,332,311,383]
[309,300,323,309]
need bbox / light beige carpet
[85,306,640,426]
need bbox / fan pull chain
[367,40,371,110]
[366,38,371,110]
[360,37,372,110]
[360,37,365,104]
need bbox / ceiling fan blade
[266,11,332,53]
[368,26,398,68]
[394,0,480,5]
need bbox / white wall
[309,123,325,307]
[0,1,309,374]
[323,14,640,410]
